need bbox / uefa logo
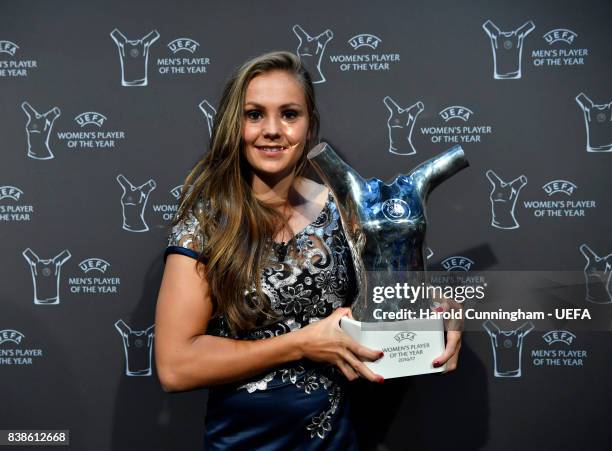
[382,198,411,222]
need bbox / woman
[155,51,461,450]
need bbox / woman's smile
[256,145,289,154]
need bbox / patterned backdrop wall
[1,0,611,450]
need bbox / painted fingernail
[434,307,444,313]
[377,376,385,383]
[378,351,384,358]
[433,361,441,368]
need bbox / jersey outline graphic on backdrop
[383,96,424,155]
[110,29,160,87]
[116,175,157,232]
[22,248,71,305]
[483,320,534,377]
[482,20,535,79]
[21,101,61,160]
[425,247,434,260]
[486,169,528,230]
[199,99,217,139]
[575,93,612,152]
[292,24,333,84]
[579,244,612,304]
[114,320,155,376]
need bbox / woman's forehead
[245,71,306,106]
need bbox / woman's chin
[250,163,296,181]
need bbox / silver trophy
[308,142,469,377]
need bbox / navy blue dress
[164,191,358,450]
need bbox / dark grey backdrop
[1,0,611,450]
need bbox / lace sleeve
[164,206,206,263]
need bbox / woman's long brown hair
[171,51,320,335]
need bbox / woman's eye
[283,110,298,120]
[245,110,262,120]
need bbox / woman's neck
[251,171,305,208]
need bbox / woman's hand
[434,330,462,373]
[432,298,463,373]
[295,307,384,383]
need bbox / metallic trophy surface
[307,142,469,377]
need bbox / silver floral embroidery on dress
[238,372,276,393]
[167,203,206,252]
[166,191,355,440]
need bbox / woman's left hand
[431,298,463,373]
[433,330,462,373]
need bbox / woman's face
[242,70,310,182]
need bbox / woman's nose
[262,116,282,138]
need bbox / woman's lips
[256,145,288,155]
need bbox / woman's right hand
[295,307,385,383]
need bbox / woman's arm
[155,254,383,392]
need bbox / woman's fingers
[337,360,359,381]
[442,349,460,374]
[333,314,384,382]
[332,307,351,325]
[312,307,386,382]
[335,307,351,317]
[432,330,462,371]
[341,349,384,383]
[346,340,383,362]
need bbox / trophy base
[340,317,446,379]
